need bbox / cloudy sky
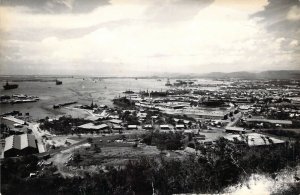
[0,0,299,76]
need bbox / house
[160,125,170,130]
[173,118,181,123]
[175,124,185,130]
[4,134,38,157]
[160,125,172,132]
[143,124,153,130]
[127,125,138,130]
[112,124,123,130]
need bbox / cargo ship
[3,81,18,90]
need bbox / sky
[0,0,299,76]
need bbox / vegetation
[142,131,184,150]
[1,138,300,195]
[0,123,10,139]
[39,116,88,135]
[112,97,135,109]
[120,111,140,125]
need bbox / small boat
[56,79,62,85]
[3,81,18,90]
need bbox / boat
[56,79,62,85]
[165,79,171,86]
[53,101,77,109]
[12,99,38,104]
[124,90,134,94]
[3,81,18,90]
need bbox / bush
[142,131,184,151]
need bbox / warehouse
[4,134,38,158]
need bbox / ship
[3,81,18,90]
[165,79,171,86]
[123,90,134,94]
[56,79,62,85]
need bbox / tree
[73,153,81,164]
[187,143,195,149]
[87,137,93,144]
[223,114,228,120]
[94,144,101,153]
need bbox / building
[109,119,123,125]
[160,125,170,130]
[175,124,185,130]
[143,124,153,130]
[4,134,38,157]
[112,124,123,130]
[244,118,293,128]
[225,126,246,134]
[77,123,109,133]
[160,125,172,132]
[127,125,138,130]
[224,133,285,147]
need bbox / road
[226,112,243,128]
[29,123,46,153]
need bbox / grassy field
[74,144,161,166]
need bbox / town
[1,77,300,194]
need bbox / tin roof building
[4,134,38,158]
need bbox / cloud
[252,0,300,69]
[252,0,300,38]
[0,0,109,14]
[287,5,300,20]
[0,0,299,76]
[143,0,214,23]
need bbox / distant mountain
[202,70,300,80]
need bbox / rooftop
[245,118,292,125]
[78,123,108,130]
[4,134,37,152]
